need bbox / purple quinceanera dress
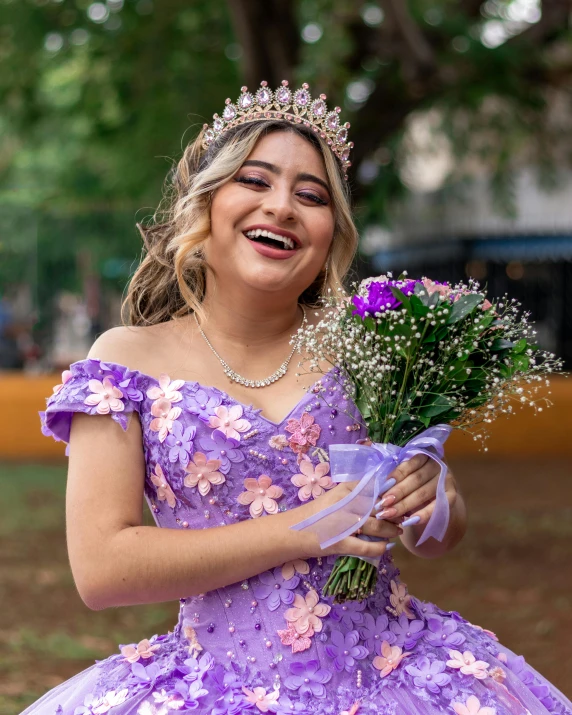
[27,358,571,715]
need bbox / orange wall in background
[0,372,570,462]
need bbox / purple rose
[284,660,332,698]
[358,613,395,652]
[187,389,222,422]
[330,600,366,630]
[166,421,196,467]
[405,656,450,694]
[253,568,299,611]
[389,613,425,650]
[199,429,244,474]
[324,629,369,672]
[424,616,466,648]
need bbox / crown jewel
[202,80,353,178]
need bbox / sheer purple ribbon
[291,424,452,551]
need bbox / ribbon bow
[291,425,452,550]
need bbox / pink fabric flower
[281,558,310,580]
[452,696,496,715]
[53,369,73,395]
[149,398,182,442]
[277,622,314,653]
[284,589,331,634]
[341,702,361,715]
[242,686,280,713]
[150,463,176,509]
[120,638,160,663]
[184,452,225,496]
[372,641,410,678]
[92,689,129,714]
[84,377,125,415]
[446,649,489,679]
[470,622,499,640]
[237,475,283,518]
[389,580,415,619]
[268,434,289,451]
[146,374,185,403]
[285,412,321,451]
[208,405,251,440]
[291,459,334,501]
[489,666,507,682]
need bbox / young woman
[30,82,570,715]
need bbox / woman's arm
[66,411,400,611]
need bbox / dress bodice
[37,359,572,715]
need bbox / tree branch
[380,0,437,73]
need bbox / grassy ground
[1,458,571,713]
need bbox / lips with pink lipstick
[243,224,301,259]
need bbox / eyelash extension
[235,176,328,206]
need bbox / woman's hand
[296,480,403,561]
[374,453,458,529]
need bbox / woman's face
[207,130,335,302]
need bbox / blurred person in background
[26,83,571,715]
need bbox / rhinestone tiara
[201,80,353,178]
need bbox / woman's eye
[235,176,268,188]
[298,192,328,206]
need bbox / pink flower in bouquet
[150,463,176,508]
[291,459,334,501]
[242,686,279,713]
[237,475,283,517]
[184,452,225,496]
[146,373,185,403]
[284,589,331,634]
[277,622,314,653]
[120,638,160,663]
[372,641,410,678]
[84,377,124,415]
[285,413,321,450]
[149,398,182,442]
[281,558,310,580]
[208,404,251,440]
[422,277,452,299]
[446,649,489,679]
[452,696,496,715]
[389,580,415,619]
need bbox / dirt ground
[1,456,571,713]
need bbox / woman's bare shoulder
[87,323,174,372]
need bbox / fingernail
[375,479,396,503]
[401,515,421,528]
[385,542,396,550]
[375,507,397,520]
[375,494,397,510]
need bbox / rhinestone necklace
[194,305,307,389]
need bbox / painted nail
[401,515,421,528]
[378,478,396,495]
[385,542,396,550]
[375,507,397,520]
[375,494,397,510]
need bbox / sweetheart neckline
[75,357,338,427]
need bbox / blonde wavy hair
[124,120,359,325]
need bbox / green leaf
[512,354,530,371]
[389,286,411,312]
[410,295,430,318]
[447,294,484,324]
[491,338,514,351]
[513,338,528,354]
[419,395,455,418]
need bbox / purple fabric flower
[253,567,299,611]
[180,652,214,682]
[118,375,143,402]
[174,679,209,710]
[166,421,196,467]
[283,660,332,698]
[405,656,450,694]
[330,600,366,629]
[187,389,222,422]
[324,629,369,673]
[358,613,395,652]
[83,359,123,383]
[389,613,425,650]
[424,616,466,648]
[209,665,251,715]
[529,682,555,711]
[131,661,161,683]
[410,597,438,619]
[199,429,244,474]
[504,653,535,685]
[270,695,307,714]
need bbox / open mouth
[244,229,297,251]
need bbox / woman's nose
[261,188,296,223]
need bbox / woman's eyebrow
[241,160,331,193]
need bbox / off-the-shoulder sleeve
[40,359,144,444]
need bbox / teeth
[245,229,295,250]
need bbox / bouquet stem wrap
[291,425,453,562]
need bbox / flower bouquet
[291,274,562,602]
